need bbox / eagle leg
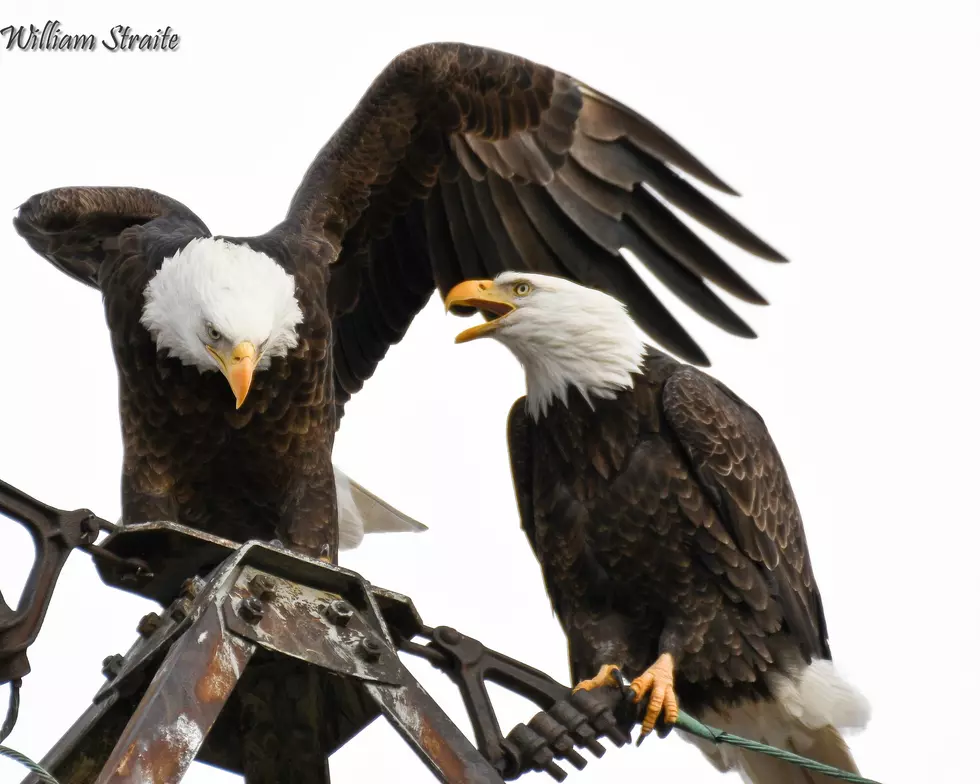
[571,663,623,693]
[630,652,679,739]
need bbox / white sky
[1,2,978,783]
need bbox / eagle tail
[334,466,428,551]
[686,659,870,784]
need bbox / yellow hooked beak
[207,341,259,409]
[443,280,517,343]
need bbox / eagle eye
[205,322,222,342]
[514,282,531,297]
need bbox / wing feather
[662,367,831,661]
[455,174,507,276]
[437,177,486,280]
[12,186,209,289]
[278,43,786,416]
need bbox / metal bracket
[396,625,631,781]
[7,514,635,783]
[0,479,153,684]
[221,564,404,685]
[0,480,100,683]
[18,539,506,782]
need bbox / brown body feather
[13,43,783,555]
[507,349,829,713]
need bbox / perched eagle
[13,43,783,560]
[444,273,870,784]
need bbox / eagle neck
[522,344,650,422]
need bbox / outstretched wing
[280,43,786,417]
[662,367,831,662]
[13,186,210,289]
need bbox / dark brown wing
[662,366,831,661]
[280,43,785,417]
[12,186,210,289]
[507,397,536,552]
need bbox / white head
[444,272,646,420]
[141,237,304,408]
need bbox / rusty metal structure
[1,478,637,783]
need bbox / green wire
[0,684,882,784]
[674,710,882,784]
[0,744,60,784]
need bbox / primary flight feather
[12,42,783,559]
[445,272,870,784]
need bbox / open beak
[444,280,517,343]
[207,341,258,409]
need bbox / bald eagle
[444,273,870,784]
[13,43,783,560]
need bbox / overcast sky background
[0,2,977,783]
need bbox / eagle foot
[629,653,679,743]
[571,663,623,693]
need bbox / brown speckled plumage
[507,349,830,716]
[12,43,783,557]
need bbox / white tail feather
[683,659,870,784]
[334,466,428,551]
[769,658,871,731]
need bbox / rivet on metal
[239,596,265,624]
[323,599,354,626]
[101,654,125,680]
[179,576,206,599]
[136,612,162,638]
[249,573,276,600]
[438,627,462,646]
[358,637,384,662]
[170,597,193,623]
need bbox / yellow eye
[205,323,222,342]
[514,282,531,296]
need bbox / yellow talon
[630,653,680,737]
[572,663,622,693]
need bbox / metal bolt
[249,573,276,600]
[239,596,265,623]
[508,723,565,781]
[170,597,193,623]
[101,654,125,680]
[323,600,354,626]
[358,637,384,662]
[180,576,206,599]
[136,612,162,638]
[437,627,462,646]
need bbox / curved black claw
[635,713,675,746]
[610,666,632,695]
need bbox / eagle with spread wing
[13,43,782,559]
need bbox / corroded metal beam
[96,601,254,783]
